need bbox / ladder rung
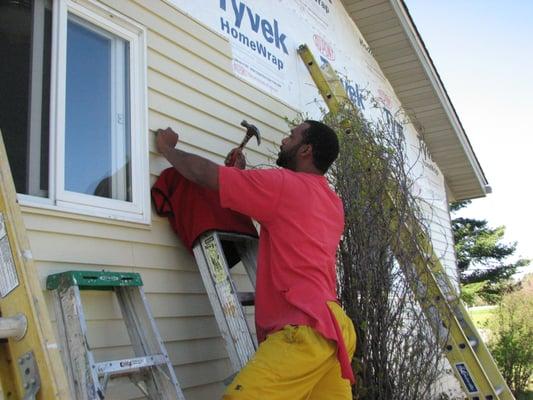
[95,354,168,376]
[494,385,504,395]
[446,294,459,302]
[237,292,255,306]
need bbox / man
[156,121,356,399]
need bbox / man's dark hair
[302,120,339,174]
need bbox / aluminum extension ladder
[46,270,185,400]
[192,231,258,374]
[297,44,514,400]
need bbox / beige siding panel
[165,337,229,366]
[86,316,222,348]
[149,50,289,135]
[148,108,278,175]
[135,268,205,294]
[28,231,136,268]
[183,382,226,400]
[230,264,255,292]
[106,0,233,72]
[145,34,294,121]
[175,358,232,390]
[90,337,228,367]
[49,291,215,322]
[148,144,220,176]
[147,81,280,154]
[148,90,244,153]
[103,379,146,399]
[144,293,214,318]
[116,0,229,55]
[147,110,230,160]
[130,242,196,271]
[23,210,182,247]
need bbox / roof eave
[391,0,491,199]
[340,0,491,201]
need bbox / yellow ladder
[297,44,514,400]
[0,131,70,399]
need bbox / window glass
[0,0,51,197]
[65,16,131,201]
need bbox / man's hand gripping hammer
[225,120,261,168]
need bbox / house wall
[22,0,293,398]
[20,0,459,398]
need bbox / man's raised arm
[156,127,219,190]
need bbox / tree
[488,274,533,397]
[324,102,447,399]
[451,201,530,304]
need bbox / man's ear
[300,143,313,157]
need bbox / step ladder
[0,131,71,399]
[192,231,258,374]
[297,44,514,400]
[46,270,185,400]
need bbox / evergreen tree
[451,201,530,304]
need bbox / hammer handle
[238,134,251,149]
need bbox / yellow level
[0,131,70,399]
[297,44,514,400]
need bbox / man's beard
[276,144,301,170]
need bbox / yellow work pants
[222,302,356,400]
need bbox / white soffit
[341,0,491,201]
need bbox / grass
[468,306,497,329]
[518,391,533,400]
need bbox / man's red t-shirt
[218,166,354,383]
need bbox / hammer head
[240,120,261,147]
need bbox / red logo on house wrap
[313,34,335,61]
[377,89,392,109]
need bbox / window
[0,0,52,198]
[0,0,148,222]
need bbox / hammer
[226,120,261,166]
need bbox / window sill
[18,194,152,229]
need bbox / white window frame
[18,0,150,224]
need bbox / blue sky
[404,1,533,270]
